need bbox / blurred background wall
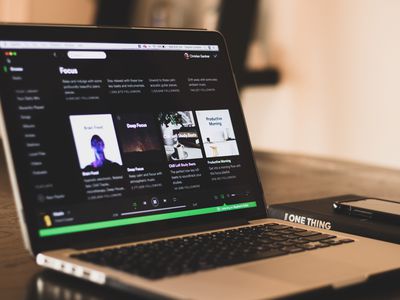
[0,0,96,24]
[242,0,400,170]
[1,0,400,169]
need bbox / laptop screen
[0,26,265,251]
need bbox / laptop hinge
[74,218,250,250]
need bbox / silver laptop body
[1,24,399,300]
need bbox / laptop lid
[0,24,266,255]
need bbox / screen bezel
[0,24,267,255]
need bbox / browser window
[0,41,258,237]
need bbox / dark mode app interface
[0,41,258,237]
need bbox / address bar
[67,51,107,59]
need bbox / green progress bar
[39,201,257,237]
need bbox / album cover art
[157,111,203,161]
[69,114,122,171]
[196,109,239,158]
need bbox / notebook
[1,24,400,300]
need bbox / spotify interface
[0,41,258,237]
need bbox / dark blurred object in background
[217,0,279,89]
[96,0,136,27]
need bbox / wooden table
[1,145,400,300]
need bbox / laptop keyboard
[72,223,353,280]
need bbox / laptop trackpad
[238,254,366,286]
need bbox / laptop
[1,24,399,300]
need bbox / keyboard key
[278,229,294,234]
[295,230,320,237]
[290,228,307,233]
[303,234,336,242]
[283,234,300,239]
[281,246,304,253]
[280,240,296,247]
[298,243,318,250]
[263,231,280,237]
[269,236,288,241]
[320,239,342,245]
[292,238,309,244]
[268,242,283,248]
[339,239,354,243]
[267,224,292,230]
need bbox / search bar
[67,51,106,59]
